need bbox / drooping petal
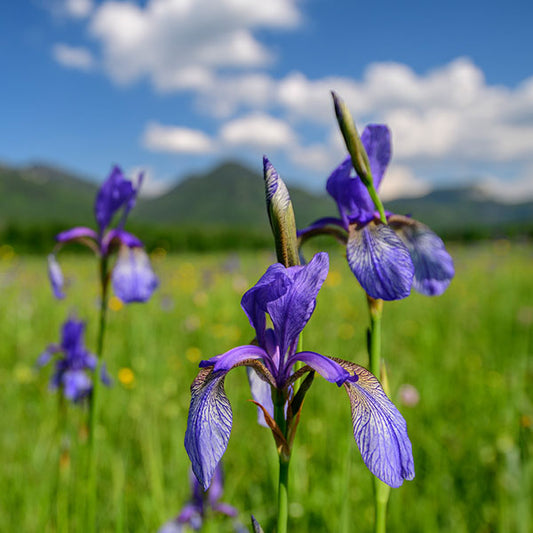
[247,366,274,427]
[94,166,136,233]
[346,221,414,300]
[36,344,60,367]
[111,246,159,303]
[47,254,65,299]
[55,226,98,243]
[267,252,329,358]
[62,370,92,402]
[388,215,455,296]
[185,367,233,490]
[241,263,289,345]
[288,351,356,386]
[333,358,415,488]
[360,124,392,191]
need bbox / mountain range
[1,160,532,238]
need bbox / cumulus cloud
[143,122,214,154]
[88,0,300,90]
[379,165,431,201]
[52,43,95,71]
[219,113,297,150]
[45,0,94,19]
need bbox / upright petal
[111,246,159,303]
[185,367,233,490]
[333,358,415,488]
[360,125,392,191]
[47,254,65,299]
[326,156,374,226]
[346,221,414,300]
[389,215,454,296]
[241,263,289,345]
[94,166,136,233]
[267,252,329,358]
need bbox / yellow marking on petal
[118,367,135,388]
[186,347,202,363]
[108,296,124,312]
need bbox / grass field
[0,241,531,532]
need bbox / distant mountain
[0,163,97,226]
[131,161,336,230]
[1,160,532,238]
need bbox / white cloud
[88,0,300,90]
[129,167,173,198]
[65,0,94,18]
[219,113,297,150]
[143,122,214,154]
[478,167,533,204]
[52,43,95,71]
[379,165,431,201]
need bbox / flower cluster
[37,318,110,402]
[185,251,414,490]
[48,166,158,303]
[159,465,238,533]
[299,125,454,300]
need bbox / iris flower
[159,465,238,533]
[37,317,110,402]
[184,252,414,490]
[299,125,454,300]
[48,166,158,303]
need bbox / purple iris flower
[37,317,110,402]
[48,166,158,303]
[299,125,454,300]
[185,252,414,490]
[159,465,238,533]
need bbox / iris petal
[55,226,98,243]
[326,156,374,226]
[288,351,356,386]
[346,222,414,300]
[47,254,65,299]
[360,125,392,191]
[184,367,233,490]
[333,358,415,488]
[247,366,274,427]
[241,263,289,345]
[267,252,329,357]
[389,215,455,296]
[202,345,268,372]
[112,246,159,303]
[94,166,136,233]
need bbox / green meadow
[0,241,531,532]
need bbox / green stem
[274,388,289,533]
[277,457,290,533]
[366,296,391,533]
[87,256,110,533]
[56,395,70,533]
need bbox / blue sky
[1,0,532,200]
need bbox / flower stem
[87,256,110,532]
[277,457,290,533]
[366,296,391,533]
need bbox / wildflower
[299,125,454,300]
[48,166,158,302]
[159,464,238,533]
[185,252,414,490]
[37,318,110,402]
